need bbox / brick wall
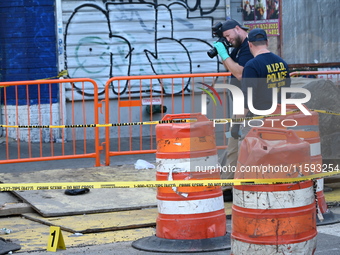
[0,1,61,141]
[0,0,58,105]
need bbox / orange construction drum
[155,113,225,239]
[263,104,321,171]
[263,104,335,223]
[235,127,313,179]
[231,128,317,254]
[132,113,230,253]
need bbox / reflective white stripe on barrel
[316,178,324,192]
[310,142,321,157]
[233,186,314,209]
[158,196,224,215]
[156,155,219,173]
[232,236,317,255]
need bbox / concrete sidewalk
[0,137,158,174]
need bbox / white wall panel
[60,0,228,100]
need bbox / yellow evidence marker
[47,226,66,252]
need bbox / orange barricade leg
[132,113,230,252]
[231,128,317,254]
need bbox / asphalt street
[10,207,340,255]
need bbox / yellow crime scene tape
[0,109,339,129]
[0,119,190,129]
[36,70,69,80]
[0,171,339,192]
[0,108,339,191]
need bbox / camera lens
[207,47,218,59]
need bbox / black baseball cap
[248,28,268,42]
[221,19,249,32]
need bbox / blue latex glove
[231,124,241,139]
[213,41,230,61]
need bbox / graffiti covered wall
[60,0,228,99]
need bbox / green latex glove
[213,41,230,61]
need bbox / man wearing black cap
[213,19,254,201]
[214,19,253,88]
[231,28,291,139]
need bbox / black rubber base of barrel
[317,210,340,226]
[132,233,231,253]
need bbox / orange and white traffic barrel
[263,104,321,169]
[264,104,339,225]
[132,113,230,252]
[235,127,313,179]
[232,128,317,254]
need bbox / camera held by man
[207,22,233,59]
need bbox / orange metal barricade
[103,73,231,166]
[2,70,339,168]
[0,78,101,167]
